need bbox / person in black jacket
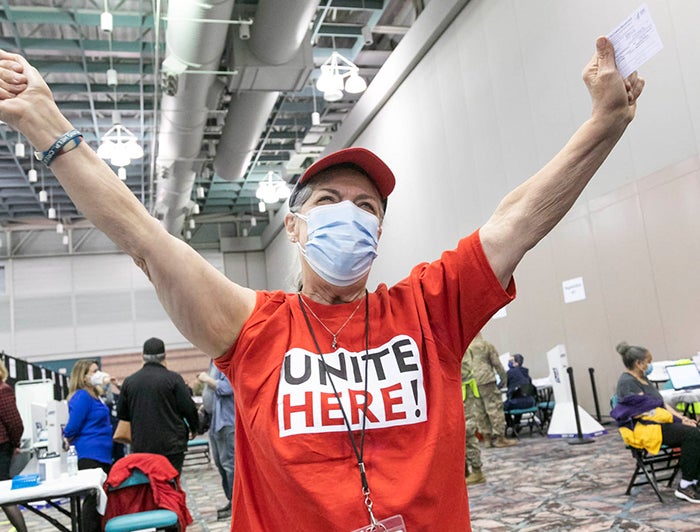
[503,354,536,430]
[117,338,199,473]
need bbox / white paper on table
[607,3,663,79]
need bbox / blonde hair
[68,359,99,399]
[0,360,7,382]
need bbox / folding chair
[103,453,192,532]
[625,444,680,503]
[504,382,544,438]
[104,469,179,532]
[536,386,555,432]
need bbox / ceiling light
[196,186,205,199]
[14,141,25,158]
[106,68,118,87]
[316,51,367,102]
[117,167,127,180]
[250,216,257,227]
[322,89,343,102]
[255,171,290,204]
[97,111,143,168]
[62,235,69,245]
[344,72,368,94]
[258,201,266,213]
[48,207,56,219]
[56,222,64,234]
[39,189,47,203]
[101,11,113,32]
[185,230,192,240]
[311,79,321,126]
[242,227,249,237]
[239,22,251,40]
[192,203,200,215]
[28,168,38,183]
[189,219,196,229]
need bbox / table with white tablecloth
[0,467,107,532]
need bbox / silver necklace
[298,293,365,349]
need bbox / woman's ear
[284,212,297,243]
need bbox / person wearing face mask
[63,359,113,532]
[0,36,646,530]
[613,342,700,504]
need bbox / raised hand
[0,49,67,149]
[582,36,645,126]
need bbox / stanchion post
[567,366,594,445]
[589,367,602,422]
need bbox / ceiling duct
[213,0,320,181]
[153,0,235,235]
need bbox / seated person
[613,342,700,504]
[503,354,536,429]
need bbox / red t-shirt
[216,230,515,531]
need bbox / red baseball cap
[289,147,396,206]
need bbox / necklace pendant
[332,336,338,349]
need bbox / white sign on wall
[562,277,586,304]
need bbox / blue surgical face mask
[644,363,654,376]
[508,361,515,369]
[295,200,380,287]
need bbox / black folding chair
[625,444,680,503]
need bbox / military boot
[491,435,518,448]
[465,467,486,485]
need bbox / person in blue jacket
[64,359,113,532]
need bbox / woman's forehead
[308,167,380,196]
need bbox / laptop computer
[666,364,700,390]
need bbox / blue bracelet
[34,129,83,167]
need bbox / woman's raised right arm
[0,50,256,357]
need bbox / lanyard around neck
[297,290,371,492]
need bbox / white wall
[0,250,225,362]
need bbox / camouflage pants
[464,381,506,438]
[464,400,482,471]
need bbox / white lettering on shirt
[278,335,427,437]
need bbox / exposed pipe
[156,0,321,230]
[213,0,321,182]
[248,0,320,65]
[153,0,234,234]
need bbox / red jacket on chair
[103,453,193,530]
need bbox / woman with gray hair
[614,342,700,504]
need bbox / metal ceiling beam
[0,6,155,27]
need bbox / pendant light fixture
[14,133,26,158]
[316,51,367,102]
[255,171,290,205]
[96,28,143,170]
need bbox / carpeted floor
[468,429,700,531]
[4,428,699,531]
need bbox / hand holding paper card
[607,3,663,79]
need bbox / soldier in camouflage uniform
[462,333,517,448]
[464,405,485,484]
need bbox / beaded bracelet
[34,129,84,167]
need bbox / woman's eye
[357,202,377,214]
